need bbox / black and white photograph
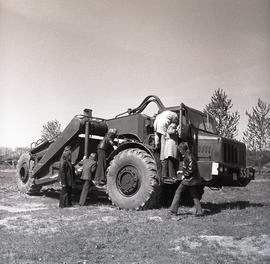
[0,1,270,263]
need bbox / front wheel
[106,148,160,210]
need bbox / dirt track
[0,170,270,264]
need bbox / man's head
[168,123,177,130]
[64,145,71,151]
[108,128,118,135]
[62,146,72,161]
[171,115,178,125]
[178,142,189,155]
[90,152,97,161]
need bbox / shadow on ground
[202,201,265,215]
[30,187,266,213]
[38,187,111,206]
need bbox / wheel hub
[20,163,29,183]
[116,165,139,196]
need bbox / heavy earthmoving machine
[16,95,255,209]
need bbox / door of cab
[178,103,198,158]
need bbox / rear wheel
[16,153,41,194]
[106,148,160,210]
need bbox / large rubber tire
[106,148,160,210]
[16,153,41,194]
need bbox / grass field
[0,170,269,264]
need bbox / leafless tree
[41,120,61,141]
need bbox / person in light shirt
[164,123,179,179]
[154,110,178,176]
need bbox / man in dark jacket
[169,142,203,216]
[94,128,118,187]
[79,153,97,206]
[59,146,75,208]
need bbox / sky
[0,0,270,148]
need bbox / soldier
[94,128,118,187]
[79,153,97,206]
[169,142,203,216]
[59,146,75,208]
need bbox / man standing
[154,111,178,157]
[59,146,75,208]
[79,153,97,206]
[169,142,203,216]
[154,110,178,176]
[164,123,178,179]
[94,128,118,187]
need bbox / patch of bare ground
[0,170,270,264]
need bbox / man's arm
[108,138,117,150]
[60,162,67,186]
[183,156,196,178]
[90,162,97,173]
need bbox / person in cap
[169,142,203,216]
[59,146,75,208]
[93,128,118,187]
[79,153,97,206]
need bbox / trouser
[169,182,202,215]
[160,134,166,161]
[154,133,166,160]
[162,157,177,178]
[167,157,176,178]
[94,148,106,184]
[79,180,91,206]
[59,186,72,208]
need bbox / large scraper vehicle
[16,95,254,210]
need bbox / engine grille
[222,141,246,167]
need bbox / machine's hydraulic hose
[115,95,165,118]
